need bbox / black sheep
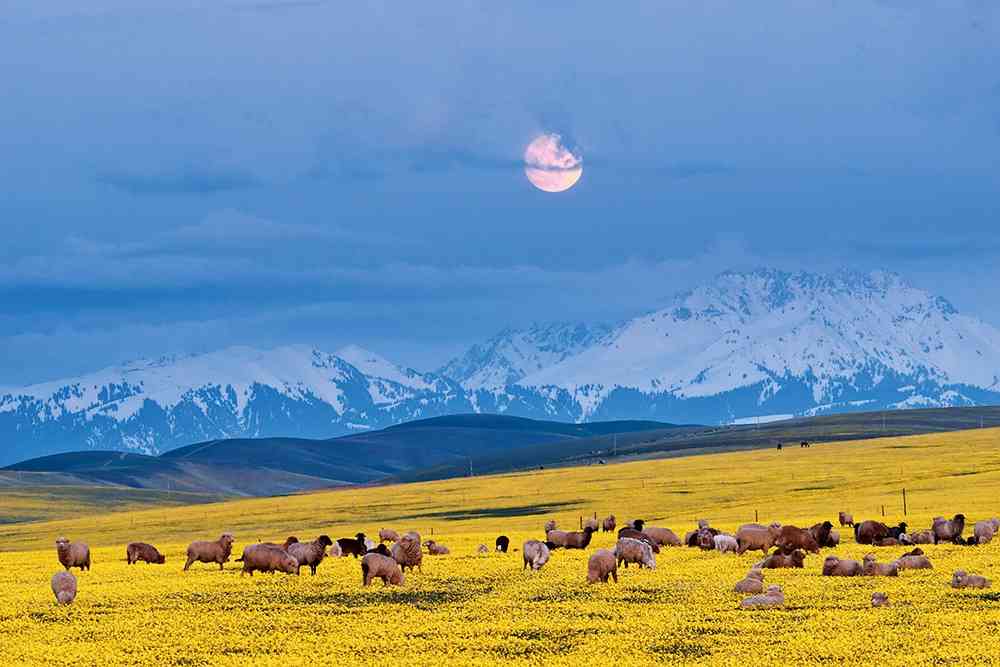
[337,532,367,558]
[366,543,391,556]
[886,522,908,540]
[495,535,510,553]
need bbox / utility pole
[613,434,618,458]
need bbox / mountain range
[3,268,999,464]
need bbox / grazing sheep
[839,512,854,527]
[740,585,784,609]
[974,518,1000,545]
[583,518,599,532]
[51,571,77,605]
[379,528,400,544]
[808,521,836,548]
[774,525,820,555]
[862,553,899,577]
[495,536,510,553]
[614,537,656,569]
[617,528,660,553]
[871,592,890,607]
[337,533,368,559]
[546,530,570,548]
[735,523,782,555]
[952,570,991,589]
[477,544,489,555]
[643,526,682,547]
[549,527,595,550]
[932,514,966,544]
[361,553,404,587]
[522,540,551,571]
[586,548,618,584]
[287,535,334,575]
[391,532,423,573]
[424,540,450,555]
[909,529,935,544]
[602,515,617,532]
[237,544,298,576]
[894,554,933,570]
[757,550,806,569]
[855,520,890,545]
[714,534,739,554]
[126,542,165,565]
[544,520,557,533]
[184,533,234,571]
[822,555,862,577]
[55,537,91,571]
[734,568,765,593]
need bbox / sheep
[697,519,711,530]
[602,515,617,532]
[391,532,423,573]
[774,525,820,555]
[586,548,618,584]
[828,530,841,547]
[51,571,77,605]
[714,534,738,554]
[686,527,717,550]
[379,528,399,543]
[367,544,391,557]
[932,514,966,544]
[952,569,991,589]
[974,518,1000,545]
[424,540,450,555]
[361,553,404,587]
[55,537,91,571]
[624,519,645,532]
[643,526,682,547]
[822,555,862,576]
[862,553,899,577]
[522,539,551,571]
[740,585,784,609]
[617,528,660,553]
[614,537,656,569]
[126,542,165,565]
[364,538,377,551]
[808,521,836,548]
[287,535,334,575]
[328,541,342,558]
[854,520,889,545]
[757,550,806,569]
[894,554,933,570]
[495,536,510,553]
[477,544,489,555]
[236,544,298,576]
[183,533,235,571]
[871,592,890,607]
[549,527,595,550]
[583,517,599,532]
[734,568,765,593]
[736,523,782,555]
[839,511,854,527]
[260,536,298,550]
[874,537,900,547]
[909,529,935,544]
[337,533,368,559]
[886,522,908,540]
[544,520,557,533]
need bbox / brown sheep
[736,523,782,555]
[862,553,898,577]
[583,517,599,532]
[757,550,806,569]
[894,554,933,570]
[237,544,298,576]
[602,515,617,532]
[51,571,77,605]
[808,521,836,548]
[549,527,595,550]
[55,537,91,571]
[378,528,400,543]
[822,555,862,576]
[424,540,450,555]
[362,552,404,587]
[643,526,682,547]
[184,533,234,571]
[522,540,551,571]
[854,520,889,545]
[874,537,900,547]
[126,542,165,565]
[392,532,423,573]
[871,592,890,607]
[952,569,991,589]
[774,525,820,555]
[614,537,656,569]
[740,584,784,609]
[586,548,618,584]
[287,535,334,575]
[828,530,841,547]
[839,511,854,527]
[932,514,966,544]
[909,529,935,544]
[974,518,1000,545]
[734,568,765,593]
[544,520,557,533]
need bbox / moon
[524,133,583,193]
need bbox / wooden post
[881,504,885,517]
[902,488,907,516]
[755,510,759,523]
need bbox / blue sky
[2,1,999,384]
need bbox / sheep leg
[183,556,194,571]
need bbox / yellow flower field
[3,428,1000,665]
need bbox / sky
[2,1,999,385]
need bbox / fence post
[902,488,907,516]
[755,510,758,523]
[881,505,885,517]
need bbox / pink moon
[523,133,583,193]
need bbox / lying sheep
[51,571,77,605]
[361,552,404,587]
[424,540,450,555]
[287,535,334,575]
[602,515,617,532]
[55,537,91,571]
[740,585,784,609]
[477,544,489,555]
[614,537,656,569]
[126,542,165,565]
[952,570,991,589]
[379,528,399,544]
[932,514,966,544]
[808,521,836,548]
[757,550,805,569]
[822,555,862,577]
[734,568,764,593]
[643,526,681,547]
[522,539,551,571]
[909,529,935,544]
[184,533,234,571]
[586,548,618,584]
[871,592,890,607]
[839,511,854,527]
[714,534,738,554]
[736,523,782,555]
[894,554,933,570]
[874,537,900,547]
[237,544,298,576]
[862,553,899,577]
[392,532,423,573]
[544,520,558,533]
[974,518,1000,545]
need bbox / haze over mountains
[2,269,999,464]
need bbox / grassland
[3,428,1000,665]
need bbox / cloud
[97,166,260,195]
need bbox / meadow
[3,427,1000,665]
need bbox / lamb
[617,528,660,553]
[808,521,836,548]
[757,550,806,569]
[126,542,165,565]
[734,568,765,593]
[822,555,862,576]
[51,571,77,605]
[735,523,782,555]
[184,533,234,571]
[424,540,450,555]
[361,552,404,587]
[586,548,618,584]
[839,511,854,527]
[522,539,551,571]
[495,535,510,553]
[862,553,899,577]
[974,518,1000,545]
[774,525,820,555]
[854,520,889,545]
[894,554,933,570]
[740,585,784,609]
[392,532,423,573]
[378,528,400,543]
[643,526,682,547]
[614,537,656,569]
[714,534,738,554]
[952,569,991,589]
[237,544,298,576]
[583,517,599,532]
[287,535,334,575]
[602,515,617,532]
[55,537,91,571]
[544,520,557,533]
[871,592,890,607]
[932,514,966,544]
[337,533,368,558]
